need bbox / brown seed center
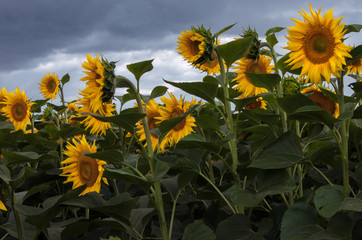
[304,28,335,64]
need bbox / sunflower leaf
[158,104,199,145]
[346,45,362,65]
[246,73,281,91]
[163,79,218,104]
[265,26,285,36]
[213,23,237,39]
[344,24,362,34]
[126,59,154,82]
[182,220,216,240]
[216,36,253,68]
[149,86,168,100]
[60,73,70,85]
[276,52,301,75]
[249,131,303,169]
[266,33,278,47]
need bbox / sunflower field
[1,4,362,240]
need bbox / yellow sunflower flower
[78,97,115,136]
[231,55,274,98]
[177,30,206,64]
[80,54,105,113]
[0,88,8,111]
[60,135,108,196]
[198,51,222,76]
[156,92,197,152]
[1,88,33,132]
[285,4,351,85]
[39,73,60,101]
[0,200,6,211]
[301,86,339,118]
[346,58,362,76]
[135,100,162,152]
[245,97,267,110]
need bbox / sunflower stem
[215,49,240,187]
[8,185,24,240]
[123,77,169,240]
[337,75,350,197]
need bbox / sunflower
[346,58,362,76]
[60,135,108,196]
[0,200,6,211]
[285,4,351,85]
[244,97,267,110]
[232,55,274,98]
[301,86,339,118]
[135,100,162,151]
[177,30,206,64]
[1,88,33,132]
[198,51,221,76]
[78,97,115,136]
[0,88,8,111]
[156,92,197,152]
[80,54,106,113]
[39,73,60,101]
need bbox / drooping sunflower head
[177,26,215,66]
[60,135,108,196]
[156,92,197,152]
[301,85,339,118]
[285,4,352,85]
[346,58,362,76]
[39,73,60,101]
[81,54,105,85]
[231,55,274,98]
[241,27,261,60]
[0,88,9,111]
[135,100,162,152]
[1,88,33,132]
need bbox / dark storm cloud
[0,0,361,73]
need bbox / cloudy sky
[0,0,361,106]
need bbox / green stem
[337,75,350,197]
[298,164,304,199]
[199,172,238,214]
[215,49,240,186]
[207,154,215,184]
[9,186,24,240]
[169,191,181,240]
[310,163,334,187]
[120,77,169,240]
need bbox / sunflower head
[39,73,60,101]
[0,88,8,111]
[245,97,267,110]
[1,88,33,132]
[60,135,108,196]
[346,58,362,76]
[177,25,215,66]
[241,27,260,60]
[101,58,117,103]
[156,92,197,152]
[284,4,352,85]
[232,55,274,98]
[283,76,300,96]
[301,86,339,118]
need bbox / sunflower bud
[101,58,117,103]
[42,105,56,122]
[283,76,300,96]
[242,27,260,60]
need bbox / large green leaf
[3,151,41,165]
[249,131,303,169]
[276,52,301,75]
[182,220,216,240]
[225,185,262,208]
[314,185,344,218]
[88,112,145,133]
[256,169,295,197]
[246,73,281,91]
[163,79,218,104]
[85,150,123,164]
[150,85,168,100]
[60,73,70,85]
[277,94,315,114]
[103,167,151,191]
[126,59,154,81]
[216,37,253,68]
[288,106,339,128]
[215,215,256,240]
[175,134,223,153]
[280,202,323,240]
